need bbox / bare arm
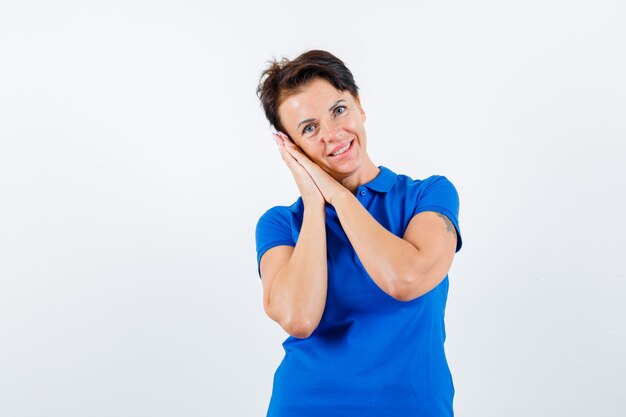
[260,134,329,338]
[260,206,328,338]
[261,207,328,338]
[276,135,457,303]
[332,190,457,301]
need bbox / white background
[1,1,625,416]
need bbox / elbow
[388,252,433,302]
[283,318,316,339]
[388,271,422,303]
[391,288,417,303]
[389,285,413,303]
[264,302,318,338]
[390,268,450,302]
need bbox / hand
[277,133,348,206]
[274,132,325,208]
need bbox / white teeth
[332,142,351,156]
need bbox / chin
[330,161,362,178]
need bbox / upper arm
[255,207,296,319]
[400,210,458,299]
[259,245,294,321]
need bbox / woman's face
[277,77,368,180]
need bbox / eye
[302,124,316,135]
[334,106,347,115]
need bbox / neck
[336,156,380,193]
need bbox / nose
[319,119,342,143]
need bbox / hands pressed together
[273,131,348,208]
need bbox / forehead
[278,78,351,124]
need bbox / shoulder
[400,172,455,188]
[410,174,459,209]
[407,174,462,252]
[256,198,303,229]
[391,172,458,198]
[255,198,303,274]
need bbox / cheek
[294,141,313,156]
[303,144,325,160]
[343,117,361,131]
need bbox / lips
[328,139,354,157]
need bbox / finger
[273,133,290,155]
[282,145,308,169]
[274,134,319,177]
[273,132,286,148]
[275,136,306,175]
[281,137,303,153]
[276,131,292,143]
[284,145,319,174]
[278,133,309,156]
[282,140,307,160]
[277,143,296,165]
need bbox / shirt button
[360,190,366,196]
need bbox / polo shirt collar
[362,165,396,193]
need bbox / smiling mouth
[329,139,354,157]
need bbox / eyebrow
[296,99,347,130]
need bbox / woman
[255,50,463,416]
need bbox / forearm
[270,205,328,337]
[332,190,421,299]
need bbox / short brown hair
[256,50,359,135]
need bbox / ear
[355,95,366,122]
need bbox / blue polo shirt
[255,165,463,417]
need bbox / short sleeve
[255,207,296,279]
[412,175,463,253]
